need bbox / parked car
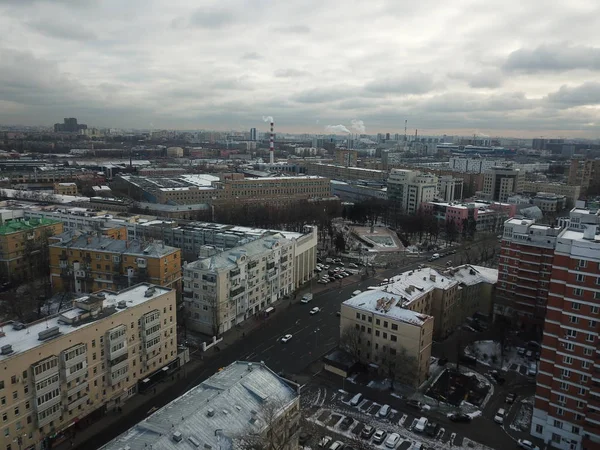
[281,334,293,343]
[299,432,310,445]
[528,362,538,376]
[377,404,390,417]
[301,293,313,303]
[517,347,526,356]
[506,393,517,404]
[425,422,439,437]
[415,417,428,432]
[349,393,363,406]
[449,412,472,422]
[310,307,321,315]
[490,370,506,385]
[329,441,344,450]
[373,430,387,445]
[318,436,332,448]
[517,439,540,450]
[348,263,358,268]
[494,408,505,424]
[360,425,375,439]
[384,433,400,449]
[340,416,354,430]
[352,290,362,296]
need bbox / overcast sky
[0,0,599,138]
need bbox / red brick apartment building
[531,225,600,449]
[495,218,561,334]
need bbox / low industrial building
[100,361,301,450]
[53,182,78,196]
[0,284,179,450]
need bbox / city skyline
[0,0,599,138]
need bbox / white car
[384,433,401,448]
[348,263,358,268]
[310,307,321,315]
[494,408,505,424]
[352,290,362,296]
[329,441,343,450]
[517,439,540,450]
[281,334,292,343]
[318,436,332,448]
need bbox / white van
[415,416,428,432]
[377,404,390,418]
[349,393,363,406]
[432,253,440,259]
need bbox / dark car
[340,416,354,430]
[406,399,422,409]
[299,432,310,445]
[506,393,517,404]
[425,422,439,437]
[459,354,477,366]
[372,430,387,445]
[361,425,375,439]
[490,370,506,385]
[449,413,472,423]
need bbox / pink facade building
[423,201,517,233]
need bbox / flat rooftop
[50,231,180,257]
[0,284,171,362]
[100,361,298,450]
[0,217,61,235]
[343,290,432,326]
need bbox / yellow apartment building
[0,284,178,450]
[340,291,434,387]
[48,232,181,295]
[53,183,78,196]
[0,218,64,282]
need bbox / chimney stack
[269,121,274,164]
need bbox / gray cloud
[545,82,600,107]
[27,20,96,41]
[273,25,311,34]
[188,8,237,29]
[242,52,262,60]
[364,72,436,95]
[292,88,355,104]
[504,44,600,72]
[274,69,310,78]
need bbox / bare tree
[393,347,419,387]
[236,399,301,450]
[340,325,363,361]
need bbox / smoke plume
[350,119,366,134]
[262,116,274,122]
[325,124,351,134]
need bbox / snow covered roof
[0,284,170,362]
[381,267,458,305]
[443,265,498,286]
[100,361,298,450]
[343,290,432,326]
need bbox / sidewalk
[56,275,361,449]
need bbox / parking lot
[300,386,492,450]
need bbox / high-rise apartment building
[568,159,600,194]
[100,361,300,450]
[335,149,358,167]
[183,233,296,336]
[387,169,438,214]
[48,232,181,294]
[531,225,600,450]
[53,118,87,133]
[0,218,64,282]
[495,218,562,332]
[250,127,257,141]
[438,175,464,202]
[482,166,522,202]
[0,284,178,450]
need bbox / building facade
[340,290,434,386]
[533,193,567,214]
[482,166,522,202]
[521,181,581,205]
[568,159,600,194]
[48,233,181,294]
[495,219,561,332]
[387,169,438,215]
[305,163,388,182]
[531,225,600,450]
[53,183,78,196]
[0,284,178,450]
[0,218,64,282]
[100,361,300,450]
[183,234,296,335]
[438,175,464,202]
[330,180,387,203]
[422,201,516,233]
[335,149,358,167]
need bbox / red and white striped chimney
[269,121,274,164]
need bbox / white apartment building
[438,175,464,202]
[449,157,506,173]
[183,234,296,336]
[0,284,178,450]
[387,169,438,214]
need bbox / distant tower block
[270,121,275,164]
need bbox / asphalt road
[78,244,497,449]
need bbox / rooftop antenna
[404,119,407,142]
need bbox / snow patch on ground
[465,340,501,366]
[510,397,534,432]
[367,378,392,390]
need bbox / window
[574,288,583,297]
[596,292,600,300]
[375,330,380,337]
[563,356,573,365]
[557,394,566,405]
[383,321,388,328]
[0,397,4,406]
[390,335,397,342]
[12,392,16,400]
[593,306,600,314]
[587,334,594,342]
[583,361,590,369]
[562,369,571,379]
[579,260,587,268]
[391,324,398,331]
[576,274,585,282]
[581,374,589,382]
[355,313,360,319]
[535,424,543,434]
[572,302,581,310]
[591,320,597,328]
[383,333,387,339]
[375,319,380,325]
[579,387,586,395]
[565,342,574,351]
[570,316,579,324]
[584,347,593,356]
[577,401,585,409]
[566,329,577,338]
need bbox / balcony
[109,346,128,363]
[230,286,245,299]
[66,394,88,412]
[64,363,88,383]
[66,381,88,398]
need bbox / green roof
[0,218,62,236]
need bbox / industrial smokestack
[270,121,274,164]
